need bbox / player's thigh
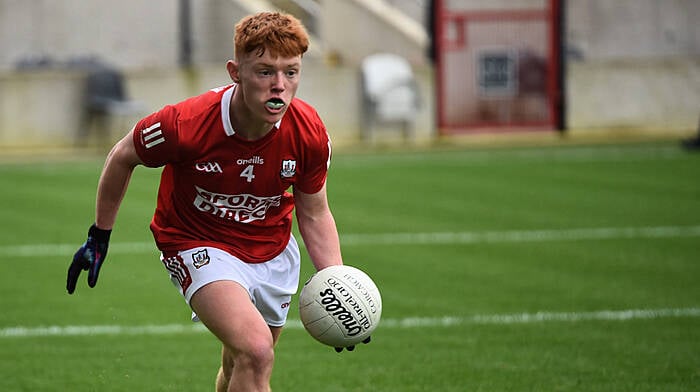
[190,280,274,352]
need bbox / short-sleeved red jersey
[132,84,331,263]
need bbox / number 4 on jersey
[240,164,255,183]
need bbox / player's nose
[271,72,285,91]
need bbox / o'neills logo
[319,280,373,337]
[237,156,264,165]
[319,288,363,336]
[193,186,281,223]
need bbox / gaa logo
[195,162,223,173]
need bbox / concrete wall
[567,0,700,60]
[565,0,700,134]
[568,59,700,132]
[1,0,699,149]
[0,58,435,148]
[0,69,85,146]
[320,0,429,67]
[0,0,180,70]
[0,0,310,70]
[0,0,381,71]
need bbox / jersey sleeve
[295,112,331,194]
[132,105,181,168]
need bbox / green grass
[1,141,699,391]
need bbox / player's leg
[190,280,275,392]
[211,238,298,391]
[216,326,283,391]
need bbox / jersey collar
[221,84,281,137]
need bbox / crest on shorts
[280,159,297,178]
[192,249,210,269]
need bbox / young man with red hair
[67,12,357,391]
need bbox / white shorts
[160,236,301,327]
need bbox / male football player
[67,12,357,392]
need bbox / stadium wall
[0,59,435,148]
[0,0,699,149]
[565,0,700,135]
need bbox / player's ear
[226,60,240,83]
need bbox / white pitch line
[2,308,699,339]
[1,225,699,258]
[382,308,700,328]
[340,225,700,246]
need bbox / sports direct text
[193,186,281,223]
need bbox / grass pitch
[0,141,698,391]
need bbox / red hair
[234,12,309,59]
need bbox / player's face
[228,50,301,127]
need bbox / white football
[299,265,382,348]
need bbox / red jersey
[132,84,331,263]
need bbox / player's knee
[232,340,275,374]
[239,344,274,371]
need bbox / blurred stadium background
[0,0,698,151]
[1,1,700,391]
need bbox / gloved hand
[334,336,372,353]
[67,223,112,294]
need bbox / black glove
[335,336,372,353]
[67,223,112,294]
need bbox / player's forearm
[94,134,141,230]
[298,212,343,271]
